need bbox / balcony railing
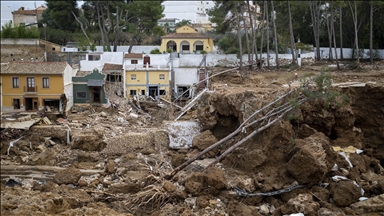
[24,86,37,94]
[125,64,169,69]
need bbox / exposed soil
[1,60,384,215]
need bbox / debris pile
[1,64,384,215]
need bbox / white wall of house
[64,83,73,113]
[162,1,214,24]
[63,64,74,113]
[80,52,124,71]
[174,68,199,88]
[94,46,159,54]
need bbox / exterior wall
[1,38,40,45]
[64,83,73,112]
[160,38,213,53]
[72,69,107,104]
[80,52,124,71]
[73,84,107,104]
[162,1,214,24]
[40,40,61,53]
[73,84,90,103]
[315,47,384,60]
[13,14,37,26]
[95,45,159,53]
[1,74,64,112]
[174,68,199,87]
[125,58,144,68]
[126,69,170,99]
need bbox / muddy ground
[1,61,384,216]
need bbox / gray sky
[1,1,84,11]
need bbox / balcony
[125,64,169,70]
[24,86,38,94]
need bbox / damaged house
[102,63,123,98]
[124,53,171,99]
[72,69,107,104]
[0,61,73,114]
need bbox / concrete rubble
[1,61,384,215]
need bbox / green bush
[167,48,173,53]
[200,50,207,54]
[150,48,162,54]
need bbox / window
[88,54,101,61]
[12,77,20,88]
[52,47,55,51]
[13,99,20,109]
[159,74,165,80]
[42,77,50,88]
[130,90,137,95]
[106,74,121,82]
[131,74,136,80]
[141,90,145,95]
[160,90,166,95]
[182,45,190,51]
[76,91,87,99]
[196,45,204,51]
[131,60,138,64]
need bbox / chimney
[20,7,25,10]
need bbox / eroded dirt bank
[1,64,384,215]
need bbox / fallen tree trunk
[1,165,103,180]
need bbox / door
[27,77,35,92]
[143,55,150,66]
[92,87,101,102]
[148,86,159,98]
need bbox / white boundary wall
[316,47,384,60]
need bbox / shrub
[200,50,207,54]
[150,48,161,54]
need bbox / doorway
[25,98,38,111]
[148,86,159,98]
[92,87,101,102]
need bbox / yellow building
[124,53,170,99]
[0,62,73,113]
[160,25,214,53]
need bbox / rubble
[1,63,384,215]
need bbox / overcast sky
[1,1,84,11]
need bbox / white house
[162,0,215,24]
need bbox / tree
[348,1,360,63]
[287,1,296,65]
[246,0,256,70]
[369,1,384,65]
[265,1,270,68]
[44,0,79,32]
[125,1,164,53]
[309,1,321,61]
[271,1,279,68]
[259,0,266,69]
[330,2,340,69]
[1,22,39,39]
[235,2,243,70]
[175,19,192,28]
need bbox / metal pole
[43,23,47,62]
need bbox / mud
[1,61,384,215]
